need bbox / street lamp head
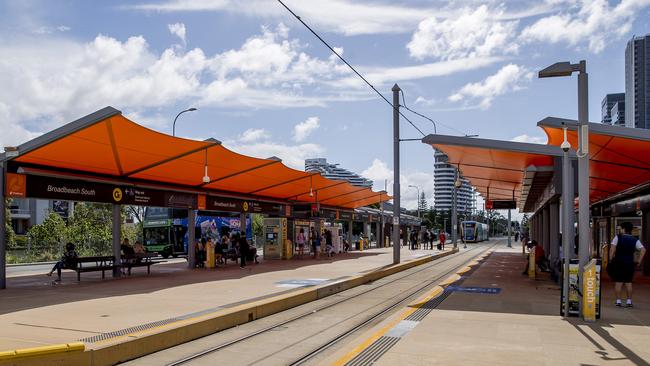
[538,62,575,78]
[188,107,197,112]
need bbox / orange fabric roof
[423,135,558,204]
[8,107,389,209]
[539,118,650,204]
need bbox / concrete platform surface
[326,245,650,366]
[0,246,445,351]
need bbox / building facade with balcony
[601,93,625,125]
[305,158,373,188]
[8,198,73,235]
[433,151,475,213]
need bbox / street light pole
[408,185,420,218]
[576,61,590,297]
[539,60,590,317]
[172,107,198,136]
[392,84,401,265]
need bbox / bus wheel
[161,250,171,259]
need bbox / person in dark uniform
[608,222,646,307]
[238,234,250,269]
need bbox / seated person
[523,240,548,274]
[47,243,78,281]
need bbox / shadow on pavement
[0,250,383,315]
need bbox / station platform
[0,246,448,353]
[327,244,650,366]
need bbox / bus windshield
[144,226,170,246]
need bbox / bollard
[205,240,215,269]
[528,250,536,279]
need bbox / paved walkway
[0,246,445,351]
[326,244,650,366]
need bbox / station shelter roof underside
[422,117,650,213]
[1,107,389,210]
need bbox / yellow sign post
[582,259,597,322]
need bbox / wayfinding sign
[485,200,516,210]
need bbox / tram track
[142,243,497,366]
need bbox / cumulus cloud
[511,134,547,144]
[293,117,320,142]
[168,22,187,45]
[448,64,533,109]
[361,159,434,210]
[239,128,270,143]
[407,5,519,60]
[225,141,324,170]
[519,0,650,53]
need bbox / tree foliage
[4,198,16,248]
[21,202,137,262]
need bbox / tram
[461,221,489,242]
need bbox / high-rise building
[625,34,650,129]
[601,93,625,125]
[433,151,474,213]
[305,158,373,188]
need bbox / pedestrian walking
[514,231,520,242]
[439,231,446,251]
[608,222,646,307]
[296,228,306,258]
[423,231,429,250]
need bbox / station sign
[338,211,353,221]
[485,200,516,210]
[23,175,192,207]
[205,196,284,215]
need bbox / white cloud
[511,134,547,144]
[448,64,532,109]
[293,117,320,142]
[407,5,519,60]
[33,25,71,34]
[239,128,270,143]
[225,140,324,170]
[168,22,187,45]
[361,159,434,210]
[519,0,650,53]
[130,0,439,36]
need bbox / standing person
[608,222,646,307]
[216,237,225,265]
[325,230,333,257]
[239,234,250,269]
[429,230,435,250]
[296,228,306,258]
[195,238,205,268]
[47,243,78,281]
[439,231,446,251]
[422,231,429,250]
[514,231,520,242]
[310,227,317,258]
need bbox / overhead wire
[276,0,426,137]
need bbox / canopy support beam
[112,204,121,278]
[284,181,347,200]
[106,119,124,176]
[319,187,369,203]
[200,159,281,187]
[248,173,319,195]
[122,142,220,177]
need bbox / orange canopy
[539,117,650,204]
[422,135,562,205]
[5,107,388,209]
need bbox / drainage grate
[345,336,400,366]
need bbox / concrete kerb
[2,248,459,366]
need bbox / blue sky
[1,0,649,211]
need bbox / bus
[142,208,252,258]
[461,221,489,243]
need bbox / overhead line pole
[392,84,401,265]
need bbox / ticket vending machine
[263,218,292,260]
